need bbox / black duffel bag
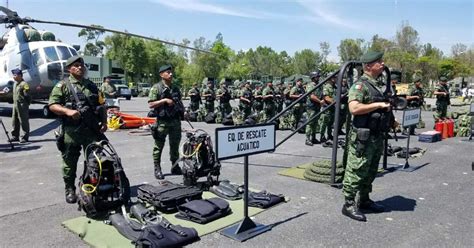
[135,219,200,248]
[137,182,202,212]
[175,198,232,224]
[204,112,216,123]
[248,191,285,209]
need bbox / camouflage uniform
[434,83,450,121]
[289,84,305,129]
[100,82,116,99]
[407,84,425,132]
[216,84,232,118]
[274,83,284,113]
[48,75,107,191]
[262,85,276,122]
[342,73,386,203]
[187,86,201,112]
[239,86,253,120]
[319,82,336,141]
[149,81,182,176]
[305,81,322,143]
[202,87,215,115]
[11,79,31,142]
[253,87,263,112]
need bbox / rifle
[382,69,408,140]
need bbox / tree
[395,21,420,55]
[78,24,106,56]
[293,49,321,75]
[369,35,395,53]
[337,38,365,62]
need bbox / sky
[1,0,473,61]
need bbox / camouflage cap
[310,71,321,79]
[65,55,84,67]
[413,75,422,83]
[439,76,448,81]
[158,64,172,73]
[360,51,384,63]
[11,68,22,75]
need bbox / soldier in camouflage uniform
[187,83,201,112]
[305,71,323,146]
[283,81,293,108]
[342,51,393,222]
[433,76,450,122]
[253,85,264,113]
[405,75,425,135]
[148,65,184,180]
[10,69,31,143]
[262,81,276,122]
[289,78,306,130]
[319,75,336,143]
[216,81,232,118]
[274,81,284,113]
[100,76,117,99]
[48,56,108,203]
[338,78,349,135]
[201,81,215,115]
[239,81,253,120]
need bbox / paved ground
[0,97,472,248]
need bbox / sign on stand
[401,108,421,170]
[215,123,276,242]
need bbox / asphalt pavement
[0,97,472,248]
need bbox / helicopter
[0,6,216,117]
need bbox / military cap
[360,51,384,63]
[296,77,303,81]
[158,64,172,73]
[391,73,400,81]
[439,76,448,81]
[310,71,321,79]
[11,68,22,75]
[413,75,422,83]
[66,55,84,67]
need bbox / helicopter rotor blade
[28,19,219,56]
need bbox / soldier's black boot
[311,134,320,144]
[65,187,77,204]
[305,137,313,146]
[360,199,385,213]
[171,165,182,175]
[342,199,366,222]
[154,164,164,180]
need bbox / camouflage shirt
[202,87,215,102]
[188,87,200,102]
[148,80,181,102]
[306,81,322,108]
[348,73,383,104]
[262,86,275,103]
[49,75,105,107]
[100,82,116,98]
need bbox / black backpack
[137,181,203,212]
[78,140,130,219]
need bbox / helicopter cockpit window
[68,47,78,56]
[57,46,72,60]
[44,46,59,63]
[20,50,32,70]
[31,49,44,66]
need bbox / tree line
[78,21,473,89]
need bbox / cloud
[297,0,359,30]
[151,0,264,19]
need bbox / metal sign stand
[220,155,271,242]
[403,127,412,170]
[400,108,421,172]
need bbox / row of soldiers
[187,72,350,146]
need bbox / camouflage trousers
[220,103,232,117]
[305,108,320,139]
[189,102,200,112]
[60,125,103,189]
[342,129,384,201]
[433,102,448,121]
[152,119,182,169]
[292,104,305,128]
[11,102,29,140]
[319,110,334,139]
[239,104,252,120]
[205,101,214,114]
[262,103,276,123]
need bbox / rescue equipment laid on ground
[175,197,232,224]
[107,110,156,130]
[78,140,130,219]
[137,181,203,212]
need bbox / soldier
[48,56,108,203]
[405,75,425,135]
[338,78,349,135]
[319,75,336,143]
[253,84,264,113]
[201,80,215,115]
[239,81,253,120]
[433,76,450,122]
[100,76,117,99]
[10,68,31,143]
[342,51,395,221]
[148,65,184,180]
[274,80,284,113]
[289,78,306,130]
[262,81,276,122]
[305,71,323,146]
[283,81,293,108]
[216,81,232,118]
[187,83,201,112]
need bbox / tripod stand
[0,118,14,150]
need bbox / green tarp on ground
[62,192,272,248]
[277,163,311,181]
